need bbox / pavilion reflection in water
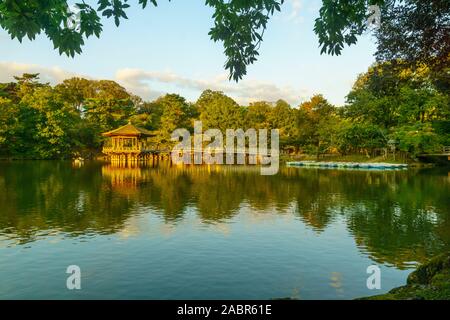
[101,163,150,193]
[101,162,227,188]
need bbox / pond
[0,161,449,299]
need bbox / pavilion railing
[103,142,158,153]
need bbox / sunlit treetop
[0,0,448,81]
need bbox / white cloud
[0,61,82,84]
[115,68,310,106]
[0,61,311,106]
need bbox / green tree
[130,101,164,130]
[391,123,441,157]
[267,99,297,147]
[0,75,82,158]
[0,96,17,154]
[197,90,243,132]
[297,95,337,157]
[55,77,96,112]
[344,62,449,129]
[337,123,386,156]
[398,86,449,124]
[0,74,43,157]
[244,101,272,130]
[83,96,134,132]
[7,1,446,82]
[57,78,137,153]
[156,94,195,147]
[375,0,450,73]
[21,85,81,158]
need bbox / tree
[6,1,447,82]
[0,83,19,154]
[55,77,96,112]
[0,74,140,159]
[0,95,16,153]
[0,0,285,81]
[337,123,386,156]
[83,96,134,132]
[344,62,449,129]
[0,74,44,157]
[391,123,441,157]
[398,86,449,124]
[314,0,384,55]
[375,0,450,73]
[13,73,46,99]
[345,87,400,129]
[1,75,83,159]
[197,90,243,132]
[56,78,133,113]
[267,99,297,147]
[297,95,337,157]
[156,94,195,147]
[316,0,450,73]
[56,78,137,152]
[27,87,80,158]
[1,66,448,160]
[131,101,164,130]
[245,101,272,130]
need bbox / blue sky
[0,0,377,106]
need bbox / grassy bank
[360,253,450,300]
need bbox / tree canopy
[1,57,448,160]
[375,0,450,72]
[1,1,447,81]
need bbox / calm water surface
[0,161,449,299]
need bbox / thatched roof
[102,122,155,137]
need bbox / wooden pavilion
[102,122,156,163]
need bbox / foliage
[297,95,337,157]
[0,59,448,160]
[206,0,284,81]
[156,94,196,147]
[3,1,446,82]
[432,120,450,146]
[391,123,442,157]
[267,99,297,143]
[314,0,384,55]
[0,0,286,81]
[197,90,243,132]
[337,123,386,155]
[375,0,450,73]
[245,101,272,130]
[132,101,164,130]
[0,74,136,159]
[344,62,449,128]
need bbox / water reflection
[0,161,449,269]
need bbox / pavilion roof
[102,122,156,137]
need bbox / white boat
[287,161,408,170]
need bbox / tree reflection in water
[0,161,449,268]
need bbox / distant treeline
[0,61,449,160]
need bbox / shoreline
[359,253,450,300]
